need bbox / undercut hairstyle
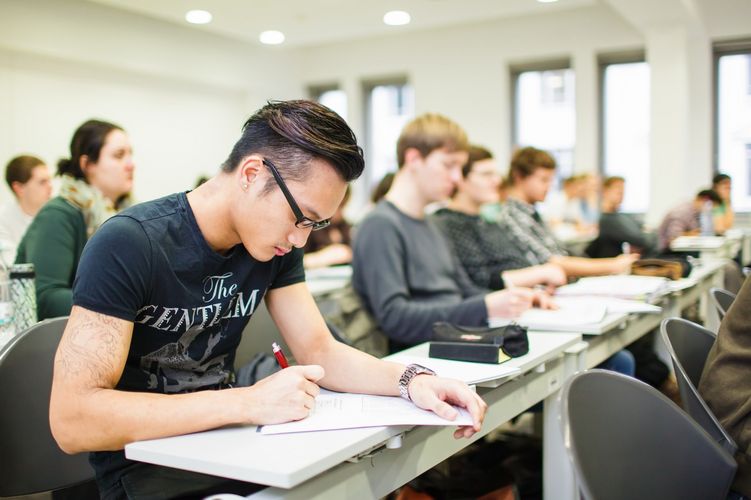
[712,173,731,186]
[462,145,493,178]
[222,100,364,194]
[396,113,468,168]
[603,176,625,189]
[507,147,556,185]
[5,155,45,192]
[697,189,722,205]
[57,119,124,181]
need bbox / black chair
[710,287,737,320]
[660,317,737,455]
[560,369,736,500]
[0,317,95,496]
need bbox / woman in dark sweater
[16,119,135,319]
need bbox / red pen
[272,342,289,369]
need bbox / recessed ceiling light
[259,30,285,45]
[185,10,212,24]
[383,10,411,26]
[537,0,559,3]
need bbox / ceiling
[87,0,596,48]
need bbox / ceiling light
[185,10,212,24]
[259,30,285,45]
[383,10,411,26]
[537,0,559,3]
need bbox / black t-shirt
[72,192,305,492]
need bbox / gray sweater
[352,201,489,349]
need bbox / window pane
[315,89,347,121]
[718,53,751,211]
[365,83,415,186]
[514,69,576,179]
[603,62,650,213]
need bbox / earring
[242,183,248,190]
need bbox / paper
[514,301,608,329]
[555,275,669,300]
[386,353,520,385]
[553,296,662,314]
[259,389,473,435]
[670,236,725,250]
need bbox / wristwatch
[398,364,437,401]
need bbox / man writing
[49,101,486,499]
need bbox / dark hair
[371,172,395,203]
[461,145,493,178]
[396,113,468,168]
[697,189,722,205]
[603,176,625,189]
[222,100,364,193]
[508,147,556,185]
[712,173,731,186]
[57,119,124,181]
[5,155,45,192]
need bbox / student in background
[432,145,567,290]
[540,174,594,238]
[48,101,486,499]
[303,186,352,269]
[0,155,52,265]
[587,176,657,258]
[352,115,551,354]
[432,145,633,376]
[712,173,734,234]
[495,147,638,277]
[16,119,135,320]
[656,189,722,251]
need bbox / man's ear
[403,148,423,170]
[238,156,264,190]
[10,181,24,198]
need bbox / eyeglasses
[262,158,331,231]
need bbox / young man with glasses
[49,101,486,499]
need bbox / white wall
[0,0,303,205]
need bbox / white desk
[125,332,581,498]
[670,235,740,260]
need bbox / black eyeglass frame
[262,158,331,231]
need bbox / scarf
[58,175,131,238]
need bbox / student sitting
[657,189,722,251]
[712,173,734,234]
[432,145,633,376]
[0,155,52,265]
[587,176,657,258]
[352,115,551,354]
[16,120,135,320]
[493,146,638,277]
[431,145,566,291]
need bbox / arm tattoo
[57,311,129,390]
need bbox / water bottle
[0,276,13,344]
[699,200,714,236]
[9,263,37,333]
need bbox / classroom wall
[0,0,303,205]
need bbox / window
[512,64,576,181]
[716,43,751,211]
[363,80,415,188]
[601,59,650,213]
[309,85,347,121]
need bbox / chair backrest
[710,287,736,320]
[660,317,737,455]
[561,370,736,500]
[0,317,94,496]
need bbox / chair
[660,317,737,454]
[710,287,736,320]
[560,369,736,500]
[0,317,95,496]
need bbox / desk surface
[124,331,580,489]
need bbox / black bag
[429,322,530,363]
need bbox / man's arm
[50,305,324,453]
[265,283,487,437]
[550,254,639,278]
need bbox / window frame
[713,39,751,174]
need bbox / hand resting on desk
[484,287,555,319]
[408,374,488,439]
[243,365,324,424]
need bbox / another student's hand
[407,375,487,439]
[539,263,567,287]
[485,287,554,318]
[613,253,640,274]
[242,365,324,425]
